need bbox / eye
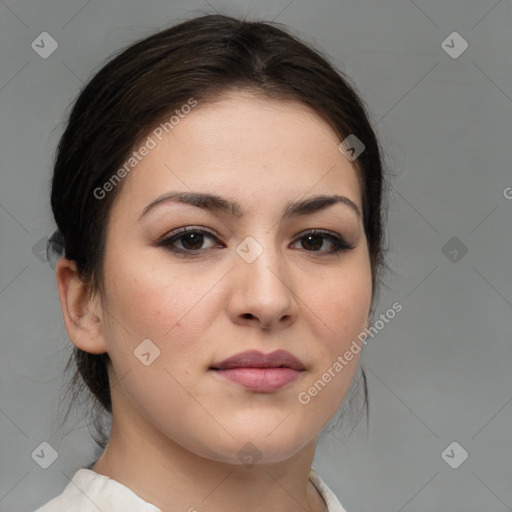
[158,226,221,254]
[158,227,355,256]
[291,230,355,254]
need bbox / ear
[55,257,107,354]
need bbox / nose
[227,240,299,331]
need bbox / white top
[34,467,348,512]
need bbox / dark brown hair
[48,13,389,449]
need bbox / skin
[56,91,373,512]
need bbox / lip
[211,349,305,371]
[210,350,306,392]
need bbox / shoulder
[33,468,161,512]
[309,467,349,512]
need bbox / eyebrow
[138,191,361,221]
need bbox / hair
[48,13,390,450]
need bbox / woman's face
[96,91,373,464]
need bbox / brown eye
[179,232,205,251]
[300,233,324,251]
[158,227,220,254]
[292,230,355,254]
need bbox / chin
[189,426,315,467]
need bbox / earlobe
[55,257,107,354]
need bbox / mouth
[210,349,306,392]
[210,349,305,371]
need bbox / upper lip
[211,350,305,371]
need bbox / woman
[38,12,387,512]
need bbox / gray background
[1,0,511,511]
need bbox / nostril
[242,313,255,319]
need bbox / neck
[91,414,327,512]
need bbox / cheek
[105,246,186,325]
[312,259,372,341]
[300,273,371,418]
[102,252,220,366]
[304,255,372,406]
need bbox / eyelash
[157,226,356,256]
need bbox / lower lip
[212,367,303,392]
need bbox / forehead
[114,92,363,219]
